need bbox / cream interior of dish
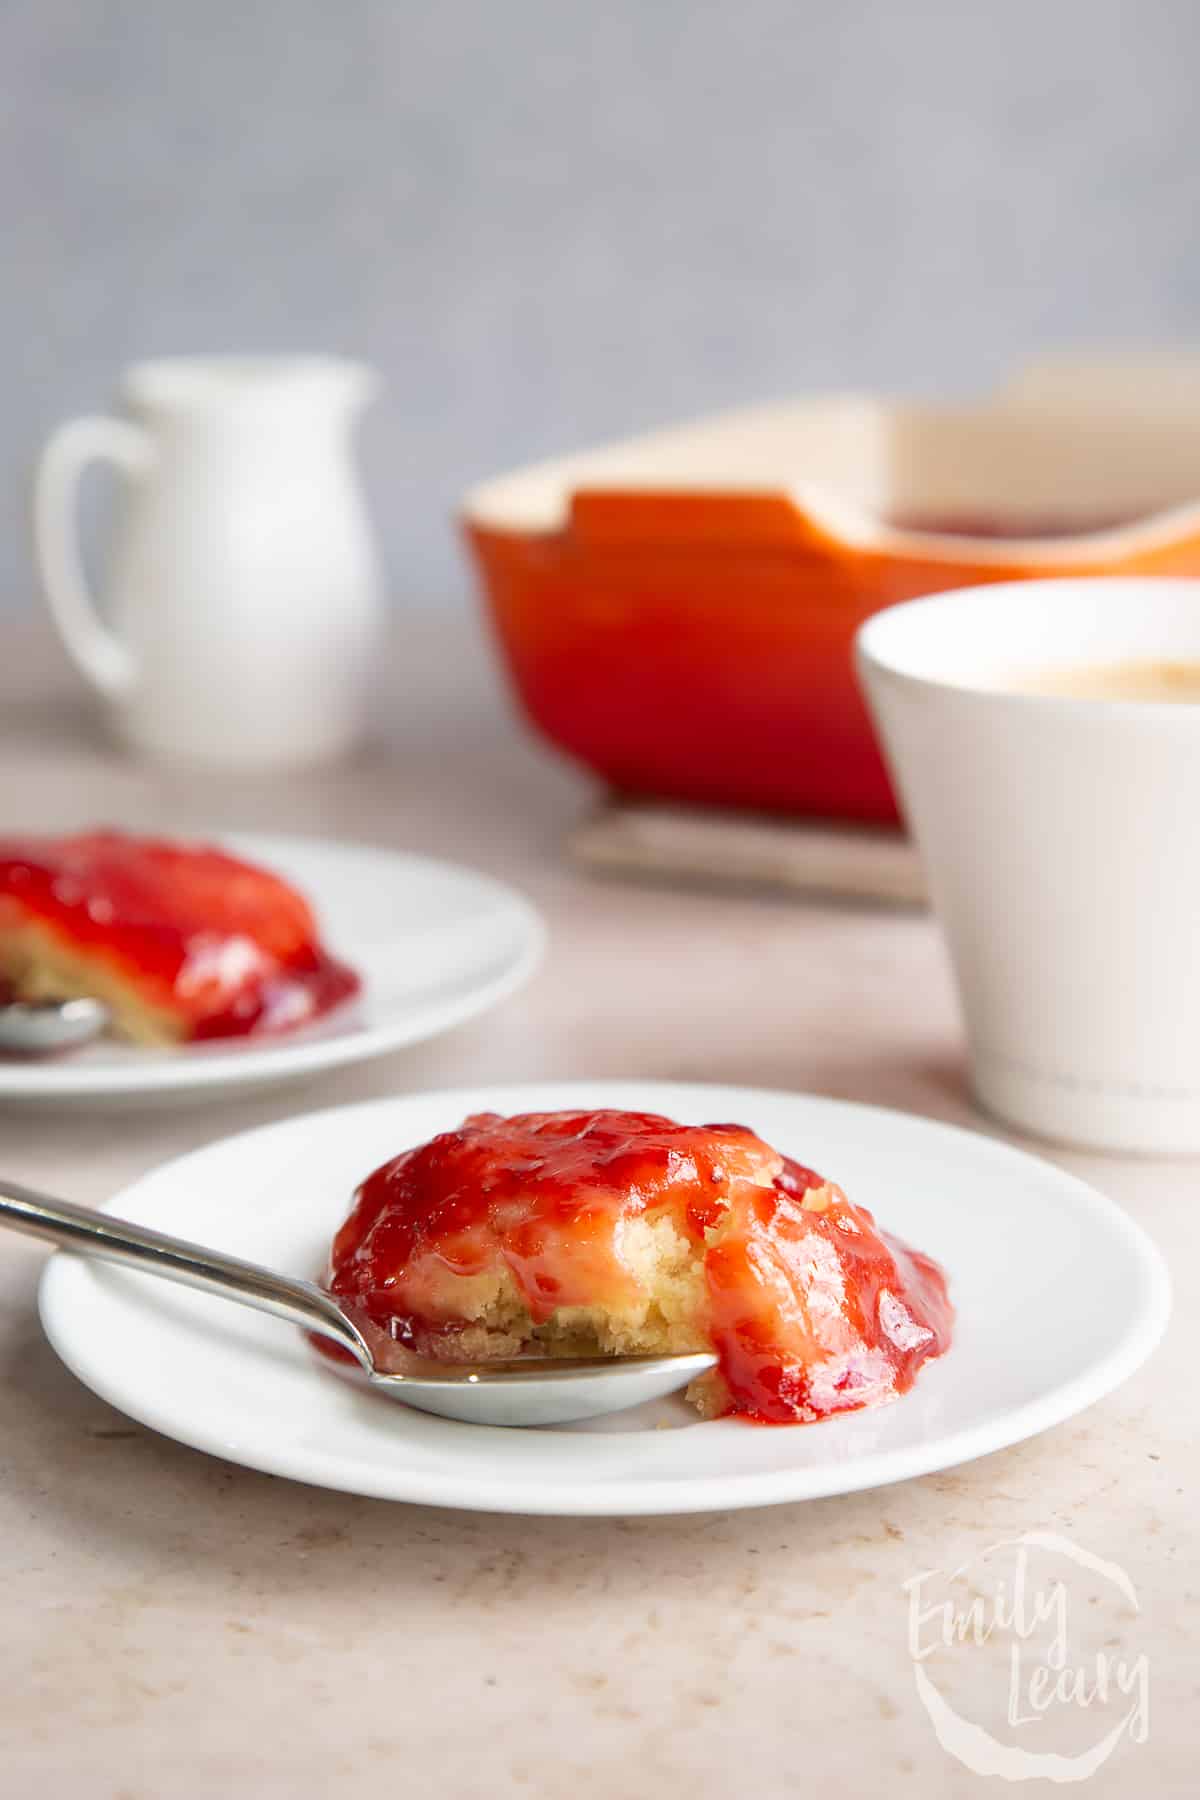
[464,361,1200,550]
[0,915,181,1045]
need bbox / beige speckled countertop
[1,621,1193,1798]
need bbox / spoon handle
[0,1179,370,1367]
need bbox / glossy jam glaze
[0,830,359,1039]
[327,1108,953,1423]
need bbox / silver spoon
[0,997,110,1056]
[0,1181,716,1427]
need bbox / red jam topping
[0,830,359,1039]
[327,1108,952,1424]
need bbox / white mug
[858,578,1200,1154]
[33,356,384,768]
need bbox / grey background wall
[5,0,1199,618]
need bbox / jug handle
[32,416,153,697]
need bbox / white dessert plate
[38,1080,1170,1515]
[0,833,544,1104]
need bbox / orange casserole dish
[463,357,1200,824]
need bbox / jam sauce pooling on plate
[327,1108,953,1424]
[0,830,359,1039]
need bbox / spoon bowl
[0,1180,716,1427]
[0,996,110,1056]
[343,1350,717,1427]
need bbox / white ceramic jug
[33,356,384,768]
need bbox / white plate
[1,833,544,1102]
[38,1081,1170,1515]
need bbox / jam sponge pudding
[0,830,359,1044]
[327,1108,952,1423]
